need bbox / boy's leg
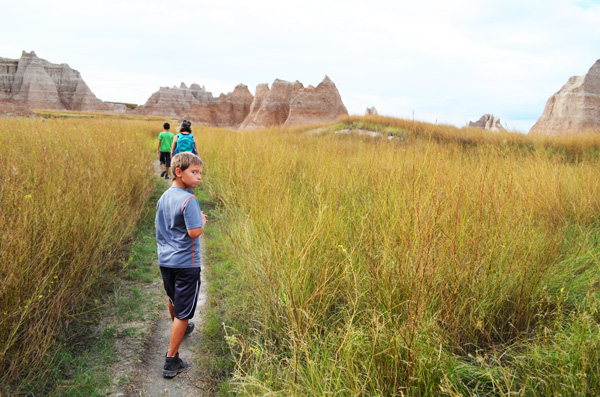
[168,299,175,321]
[168,298,195,334]
[163,319,189,378]
[165,154,171,179]
[160,267,198,377]
[167,318,189,357]
[159,152,167,176]
[159,267,200,376]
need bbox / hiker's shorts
[159,151,172,167]
[160,266,201,320]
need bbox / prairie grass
[2,114,599,395]
[197,120,600,395]
[0,117,156,391]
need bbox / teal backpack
[174,133,197,155]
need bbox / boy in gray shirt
[155,152,207,378]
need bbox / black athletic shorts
[159,151,172,167]
[160,266,201,320]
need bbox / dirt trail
[111,162,209,396]
[124,265,208,396]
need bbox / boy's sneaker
[160,170,166,177]
[162,352,188,378]
[164,174,170,180]
[185,321,195,336]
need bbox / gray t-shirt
[155,186,204,268]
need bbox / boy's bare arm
[157,139,162,153]
[187,211,207,239]
[187,227,203,239]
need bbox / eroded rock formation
[529,59,600,135]
[467,114,505,131]
[185,84,253,128]
[134,83,214,117]
[241,79,303,128]
[105,74,347,128]
[0,51,117,112]
[365,106,378,115]
[241,76,348,129]
[0,51,349,128]
[284,76,348,127]
[240,83,270,128]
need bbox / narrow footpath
[110,162,209,396]
[123,266,208,396]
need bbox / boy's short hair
[163,122,170,130]
[171,152,203,175]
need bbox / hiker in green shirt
[157,123,175,180]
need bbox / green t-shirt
[158,131,174,152]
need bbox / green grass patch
[106,101,139,110]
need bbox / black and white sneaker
[185,321,195,336]
[162,352,188,378]
[160,170,166,177]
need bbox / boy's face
[176,164,203,189]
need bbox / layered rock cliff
[0,51,117,112]
[529,59,600,135]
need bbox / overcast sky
[3,0,600,132]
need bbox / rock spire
[467,114,505,131]
[240,76,348,129]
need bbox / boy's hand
[201,211,207,226]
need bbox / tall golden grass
[0,117,155,388]
[3,115,599,394]
[198,120,600,395]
